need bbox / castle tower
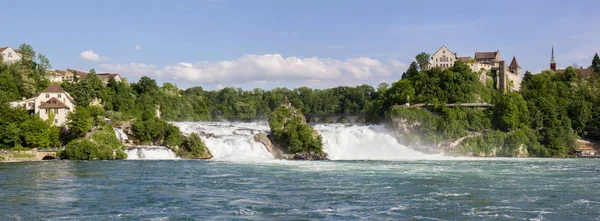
[508,56,521,76]
[550,46,556,71]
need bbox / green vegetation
[177,133,210,158]
[2,43,600,159]
[268,106,324,154]
[13,153,35,158]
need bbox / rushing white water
[126,146,179,160]
[113,128,128,141]
[314,124,442,160]
[174,122,274,161]
[173,122,442,161]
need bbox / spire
[550,45,556,64]
[509,56,520,69]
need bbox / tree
[592,53,600,73]
[415,52,430,70]
[66,107,92,138]
[402,62,419,79]
[18,43,35,60]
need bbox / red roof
[38,97,70,109]
[42,83,66,93]
[475,51,499,60]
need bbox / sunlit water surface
[1,159,599,220]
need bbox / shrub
[268,106,323,154]
[178,132,208,158]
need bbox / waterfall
[314,124,440,160]
[174,122,274,161]
[126,146,179,160]
[113,128,128,141]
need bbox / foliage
[178,133,208,158]
[268,106,323,154]
[592,53,600,73]
[415,52,430,70]
[66,107,92,138]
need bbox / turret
[508,56,521,76]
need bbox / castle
[425,45,522,92]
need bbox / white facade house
[0,46,22,64]
[426,45,457,69]
[425,45,522,92]
[14,83,75,126]
[51,69,123,85]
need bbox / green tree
[592,53,600,73]
[415,52,430,70]
[67,107,92,138]
[492,93,529,132]
[18,43,35,60]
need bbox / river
[1,122,599,220]
[1,159,599,220]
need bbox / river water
[0,159,599,220]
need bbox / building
[550,46,556,71]
[12,83,75,126]
[0,46,22,64]
[51,69,122,85]
[425,45,522,92]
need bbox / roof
[66,69,89,78]
[550,46,556,64]
[556,68,595,79]
[0,47,22,54]
[54,70,66,76]
[96,73,121,81]
[457,57,472,63]
[42,83,66,93]
[432,45,456,56]
[475,51,499,60]
[0,47,8,53]
[38,97,70,109]
[509,56,520,69]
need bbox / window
[54,119,58,124]
[56,109,59,114]
[7,52,12,58]
[29,103,33,107]
[58,94,62,98]
[46,94,49,98]
[45,109,48,114]
[443,50,445,54]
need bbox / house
[13,83,75,126]
[0,46,22,64]
[425,45,522,92]
[51,69,122,84]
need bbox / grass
[12,153,35,158]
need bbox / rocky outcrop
[253,132,328,160]
[253,132,295,160]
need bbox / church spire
[550,45,556,71]
[550,45,556,64]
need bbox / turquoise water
[0,159,599,220]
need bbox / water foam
[174,122,274,161]
[126,146,179,160]
[314,124,441,160]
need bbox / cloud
[101,54,408,89]
[101,56,111,61]
[157,54,407,85]
[80,50,100,61]
[135,45,142,50]
[99,63,158,76]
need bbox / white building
[13,83,75,126]
[425,45,522,92]
[0,46,22,64]
[51,69,123,85]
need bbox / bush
[268,106,323,154]
[178,132,208,158]
[63,139,114,160]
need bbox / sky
[3,0,600,90]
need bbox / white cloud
[99,63,158,76]
[80,50,100,61]
[156,54,407,85]
[101,56,111,61]
[101,54,408,88]
[135,45,142,50]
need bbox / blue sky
[3,0,600,89]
